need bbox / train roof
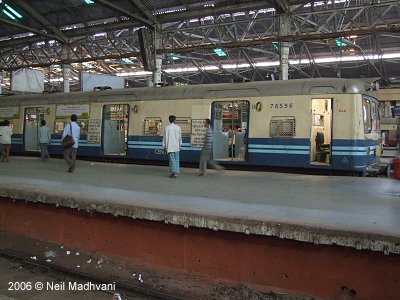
[0,78,378,105]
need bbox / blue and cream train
[0,78,383,175]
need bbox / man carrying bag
[62,114,80,173]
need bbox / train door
[102,104,129,155]
[310,98,332,164]
[211,101,249,161]
[24,107,45,152]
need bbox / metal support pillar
[61,44,70,92]
[0,71,2,95]
[63,65,70,93]
[152,26,163,86]
[153,56,163,86]
[279,14,290,80]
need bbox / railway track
[0,248,184,300]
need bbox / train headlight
[376,145,382,157]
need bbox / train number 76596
[270,103,293,109]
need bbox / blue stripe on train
[10,134,380,173]
[127,136,200,162]
[247,138,310,168]
[247,138,380,172]
[10,134,102,157]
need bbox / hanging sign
[0,107,20,119]
[56,104,90,118]
[87,119,101,144]
[191,119,206,147]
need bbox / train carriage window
[144,117,162,135]
[270,116,296,137]
[375,103,380,130]
[78,120,88,135]
[54,119,88,135]
[371,102,378,131]
[363,99,372,133]
[175,118,191,137]
[54,121,64,134]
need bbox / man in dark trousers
[199,119,223,176]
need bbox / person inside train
[228,125,235,157]
[315,131,325,151]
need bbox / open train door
[211,101,249,161]
[310,98,332,165]
[24,107,45,152]
[102,104,129,155]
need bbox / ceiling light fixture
[214,48,227,57]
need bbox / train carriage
[0,78,382,176]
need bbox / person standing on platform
[163,115,182,178]
[0,121,4,159]
[0,120,12,162]
[38,119,51,161]
[199,119,224,176]
[62,114,80,173]
[397,122,400,155]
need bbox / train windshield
[362,97,380,133]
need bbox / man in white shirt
[62,114,81,173]
[0,120,12,162]
[38,119,51,161]
[162,115,182,178]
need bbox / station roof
[0,0,399,92]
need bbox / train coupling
[366,162,390,177]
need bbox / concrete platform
[0,157,399,254]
